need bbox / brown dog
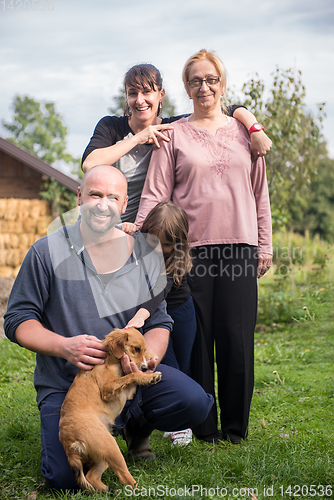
[59,327,161,492]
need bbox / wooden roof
[0,136,80,193]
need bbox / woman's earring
[157,102,162,116]
[124,101,132,116]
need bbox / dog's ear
[105,329,128,359]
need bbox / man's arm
[15,319,107,371]
[143,327,169,365]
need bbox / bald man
[4,165,213,491]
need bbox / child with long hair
[124,201,196,445]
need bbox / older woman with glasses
[135,49,273,445]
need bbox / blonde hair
[182,49,227,111]
[141,201,192,287]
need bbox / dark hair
[124,63,163,91]
[123,64,163,116]
[141,201,192,287]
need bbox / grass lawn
[0,273,333,499]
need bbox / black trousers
[188,244,258,441]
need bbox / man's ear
[122,195,129,215]
[77,187,82,207]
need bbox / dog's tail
[67,441,94,491]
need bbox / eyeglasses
[187,77,221,88]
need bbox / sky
[1,0,334,170]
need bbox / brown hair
[141,201,192,287]
[123,64,163,116]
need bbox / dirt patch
[0,277,14,338]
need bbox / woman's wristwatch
[248,123,265,134]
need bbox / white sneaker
[170,428,193,446]
[163,431,173,438]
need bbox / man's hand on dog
[121,353,157,375]
[64,334,108,370]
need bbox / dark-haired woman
[82,63,272,222]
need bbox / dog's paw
[150,371,162,384]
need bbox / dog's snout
[140,358,148,372]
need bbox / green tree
[160,93,177,119]
[3,95,80,216]
[108,88,126,117]
[108,87,177,118]
[290,157,334,242]
[236,68,326,229]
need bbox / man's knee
[180,378,214,427]
[142,364,214,430]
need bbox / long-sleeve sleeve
[4,246,50,343]
[250,156,272,254]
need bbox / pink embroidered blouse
[135,117,272,254]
